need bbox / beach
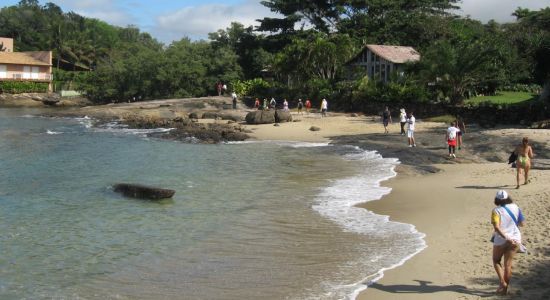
[243,111,550,299]
[5,97,550,299]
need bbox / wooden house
[347,45,420,82]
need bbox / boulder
[219,113,243,122]
[275,110,292,123]
[202,112,220,119]
[113,183,175,200]
[245,110,276,124]
[310,126,321,131]
[189,112,201,119]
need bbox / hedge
[0,81,49,93]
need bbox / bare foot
[496,284,508,295]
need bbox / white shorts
[407,129,414,138]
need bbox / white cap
[495,190,508,200]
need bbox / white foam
[46,130,62,135]
[310,146,426,299]
[91,122,174,136]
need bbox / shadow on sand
[368,280,494,297]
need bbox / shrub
[0,81,49,93]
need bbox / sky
[2,0,550,44]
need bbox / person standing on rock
[270,98,277,110]
[283,99,289,111]
[231,91,238,109]
[254,98,260,110]
[262,98,268,110]
[216,82,222,96]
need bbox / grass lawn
[465,91,538,105]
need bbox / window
[0,64,6,78]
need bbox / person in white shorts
[491,190,525,295]
[407,112,416,147]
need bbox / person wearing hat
[399,108,407,135]
[491,190,525,295]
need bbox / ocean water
[0,108,425,300]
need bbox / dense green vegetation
[1,0,549,112]
[0,81,48,93]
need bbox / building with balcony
[0,37,53,92]
[346,44,420,83]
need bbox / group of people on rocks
[253,97,327,116]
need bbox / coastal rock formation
[245,110,276,124]
[113,183,175,200]
[275,110,292,123]
[202,112,220,119]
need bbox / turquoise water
[0,108,424,299]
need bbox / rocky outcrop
[245,110,276,124]
[120,114,250,143]
[113,183,175,200]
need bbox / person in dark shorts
[382,106,392,134]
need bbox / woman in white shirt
[491,190,525,295]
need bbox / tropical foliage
[1,0,549,108]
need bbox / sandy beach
[244,110,550,299]
[12,97,550,299]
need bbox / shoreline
[8,100,550,299]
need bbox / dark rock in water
[275,110,292,123]
[113,183,175,200]
[310,126,321,131]
[245,110,276,124]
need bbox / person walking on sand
[382,106,392,134]
[407,112,416,147]
[446,122,460,158]
[320,98,328,117]
[456,117,466,150]
[513,137,534,189]
[491,190,525,295]
[305,99,312,114]
[297,99,304,114]
[399,108,407,135]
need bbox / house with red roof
[0,37,53,92]
[347,44,420,83]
